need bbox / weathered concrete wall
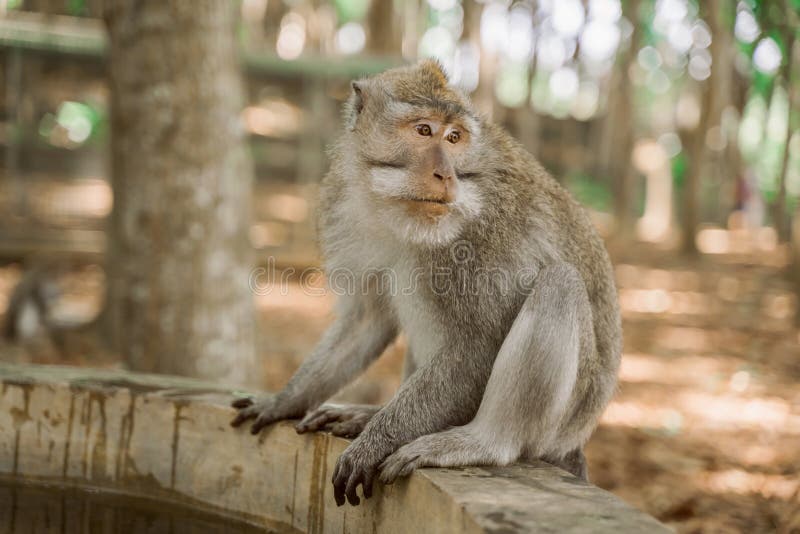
[0,362,670,533]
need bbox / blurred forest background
[0,0,798,532]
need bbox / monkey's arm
[231,295,397,434]
[371,346,491,437]
[331,340,494,505]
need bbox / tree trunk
[681,86,711,256]
[24,0,66,14]
[792,205,800,326]
[366,0,397,55]
[680,0,724,255]
[724,67,749,222]
[263,0,285,50]
[704,0,735,226]
[102,1,257,385]
[784,6,800,325]
[518,21,542,157]
[772,33,797,242]
[465,1,496,119]
[601,0,641,240]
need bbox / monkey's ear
[346,80,368,130]
[351,81,364,114]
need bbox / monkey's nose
[433,171,452,181]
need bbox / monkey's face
[346,62,484,245]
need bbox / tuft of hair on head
[417,58,449,87]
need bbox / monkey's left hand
[331,433,393,506]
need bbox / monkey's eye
[415,124,432,137]
[446,130,461,144]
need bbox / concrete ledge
[0,362,669,533]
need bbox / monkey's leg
[541,447,588,480]
[401,346,417,382]
[296,404,380,438]
[231,295,397,434]
[379,263,593,483]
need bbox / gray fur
[232,60,622,507]
[296,404,380,439]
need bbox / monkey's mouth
[404,197,449,205]
[400,197,451,218]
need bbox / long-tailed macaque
[232,60,622,507]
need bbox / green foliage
[752,69,776,98]
[496,63,530,108]
[333,0,370,23]
[637,1,659,48]
[766,28,788,64]
[38,100,105,148]
[739,87,795,202]
[671,152,688,190]
[757,140,785,202]
[567,172,613,213]
[67,0,87,16]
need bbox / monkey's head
[341,60,485,246]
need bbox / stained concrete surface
[0,362,670,533]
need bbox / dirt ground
[0,241,798,533]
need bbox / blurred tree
[704,1,737,224]
[772,3,798,242]
[366,0,399,55]
[23,0,64,14]
[102,1,257,384]
[786,18,800,324]
[263,0,286,48]
[604,0,641,241]
[680,0,731,255]
[510,3,542,158]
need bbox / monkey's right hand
[295,404,379,438]
[230,395,305,435]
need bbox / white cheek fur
[453,180,483,219]
[370,167,411,197]
[367,166,483,247]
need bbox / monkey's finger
[377,460,397,484]
[397,456,422,479]
[231,397,254,409]
[378,454,419,485]
[329,421,359,439]
[250,413,275,435]
[332,462,348,506]
[362,468,375,499]
[230,407,257,427]
[345,472,362,506]
[331,456,353,506]
[296,409,335,433]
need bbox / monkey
[231,59,622,507]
